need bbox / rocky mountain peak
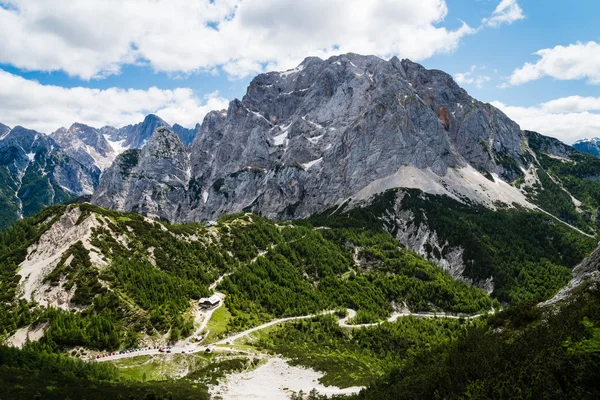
[1,126,55,152]
[51,122,114,170]
[123,113,169,148]
[61,123,112,155]
[93,53,532,223]
[0,122,10,139]
[104,114,197,148]
[573,137,600,158]
[142,126,186,159]
[93,126,190,220]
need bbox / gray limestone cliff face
[0,126,99,225]
[89,150,141,212]
[93,53,528,223]
[379,190,495,293]
[92,127,189,221]
[543,241,600,306]
[53,123,114,170]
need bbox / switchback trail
[94,271,492,363]
[214,308,491,344]
[94,308,490,362]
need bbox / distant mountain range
[51,114,198,172]
[573,137,600,157]
[3,52,600,400]
[0,114,199,229]
[3,52,600,246]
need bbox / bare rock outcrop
[93,53,529,223]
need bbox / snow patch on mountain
[279,64,305,77]
[104,136,129,155]
[272,131,288,146]
[302,158,322,170]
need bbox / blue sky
[0,0,599,143]
[433,0,600,106]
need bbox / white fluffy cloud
[0,69,229,133]
[482,0,524,27]
[492,97,600,144]
[541,96,600,113]
[507,41,600,86]
[454,65,491,88]
[0,0,477,79]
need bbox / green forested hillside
[309,188,596,304]
[0,203,494,351]
[0,190,597,399]
[0,344,209,399]
[252,314,486,388]
[1,193,594,351]
[0,202,503,398]
[355,282,600,400]
[526,131,600,234]
[221,225,496,328]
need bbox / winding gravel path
[94,273,492,362]
[214,310,336,345]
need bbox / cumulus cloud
[492,97,600,144]
[506,41,600,86]
[482,0,524,27]
[540,96,600,114]
[0,0,476,79]
[454,65,491,88]
[0,69,230,133]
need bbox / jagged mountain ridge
[53,123,116,170]
[51,114,198,172]
[99,113,198,149]
[0,115,199,230]
[94,53,534,223]
[573,137,600,158]
[0,126,100,229]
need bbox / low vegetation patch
[252,314,484,388]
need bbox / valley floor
[94,298,490,364]
[209,357,363,400]
[92,282,493,399]
[3,202,589,399]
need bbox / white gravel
[209,357,363,400]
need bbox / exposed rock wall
[93,53,529,224]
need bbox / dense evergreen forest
[308,188,596,304]
[354,282,600,399]
[0,343,209,399]
[220,224,496,328]
[0,203,494,350]
[252,314,486,387]
[0,178,598,399]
